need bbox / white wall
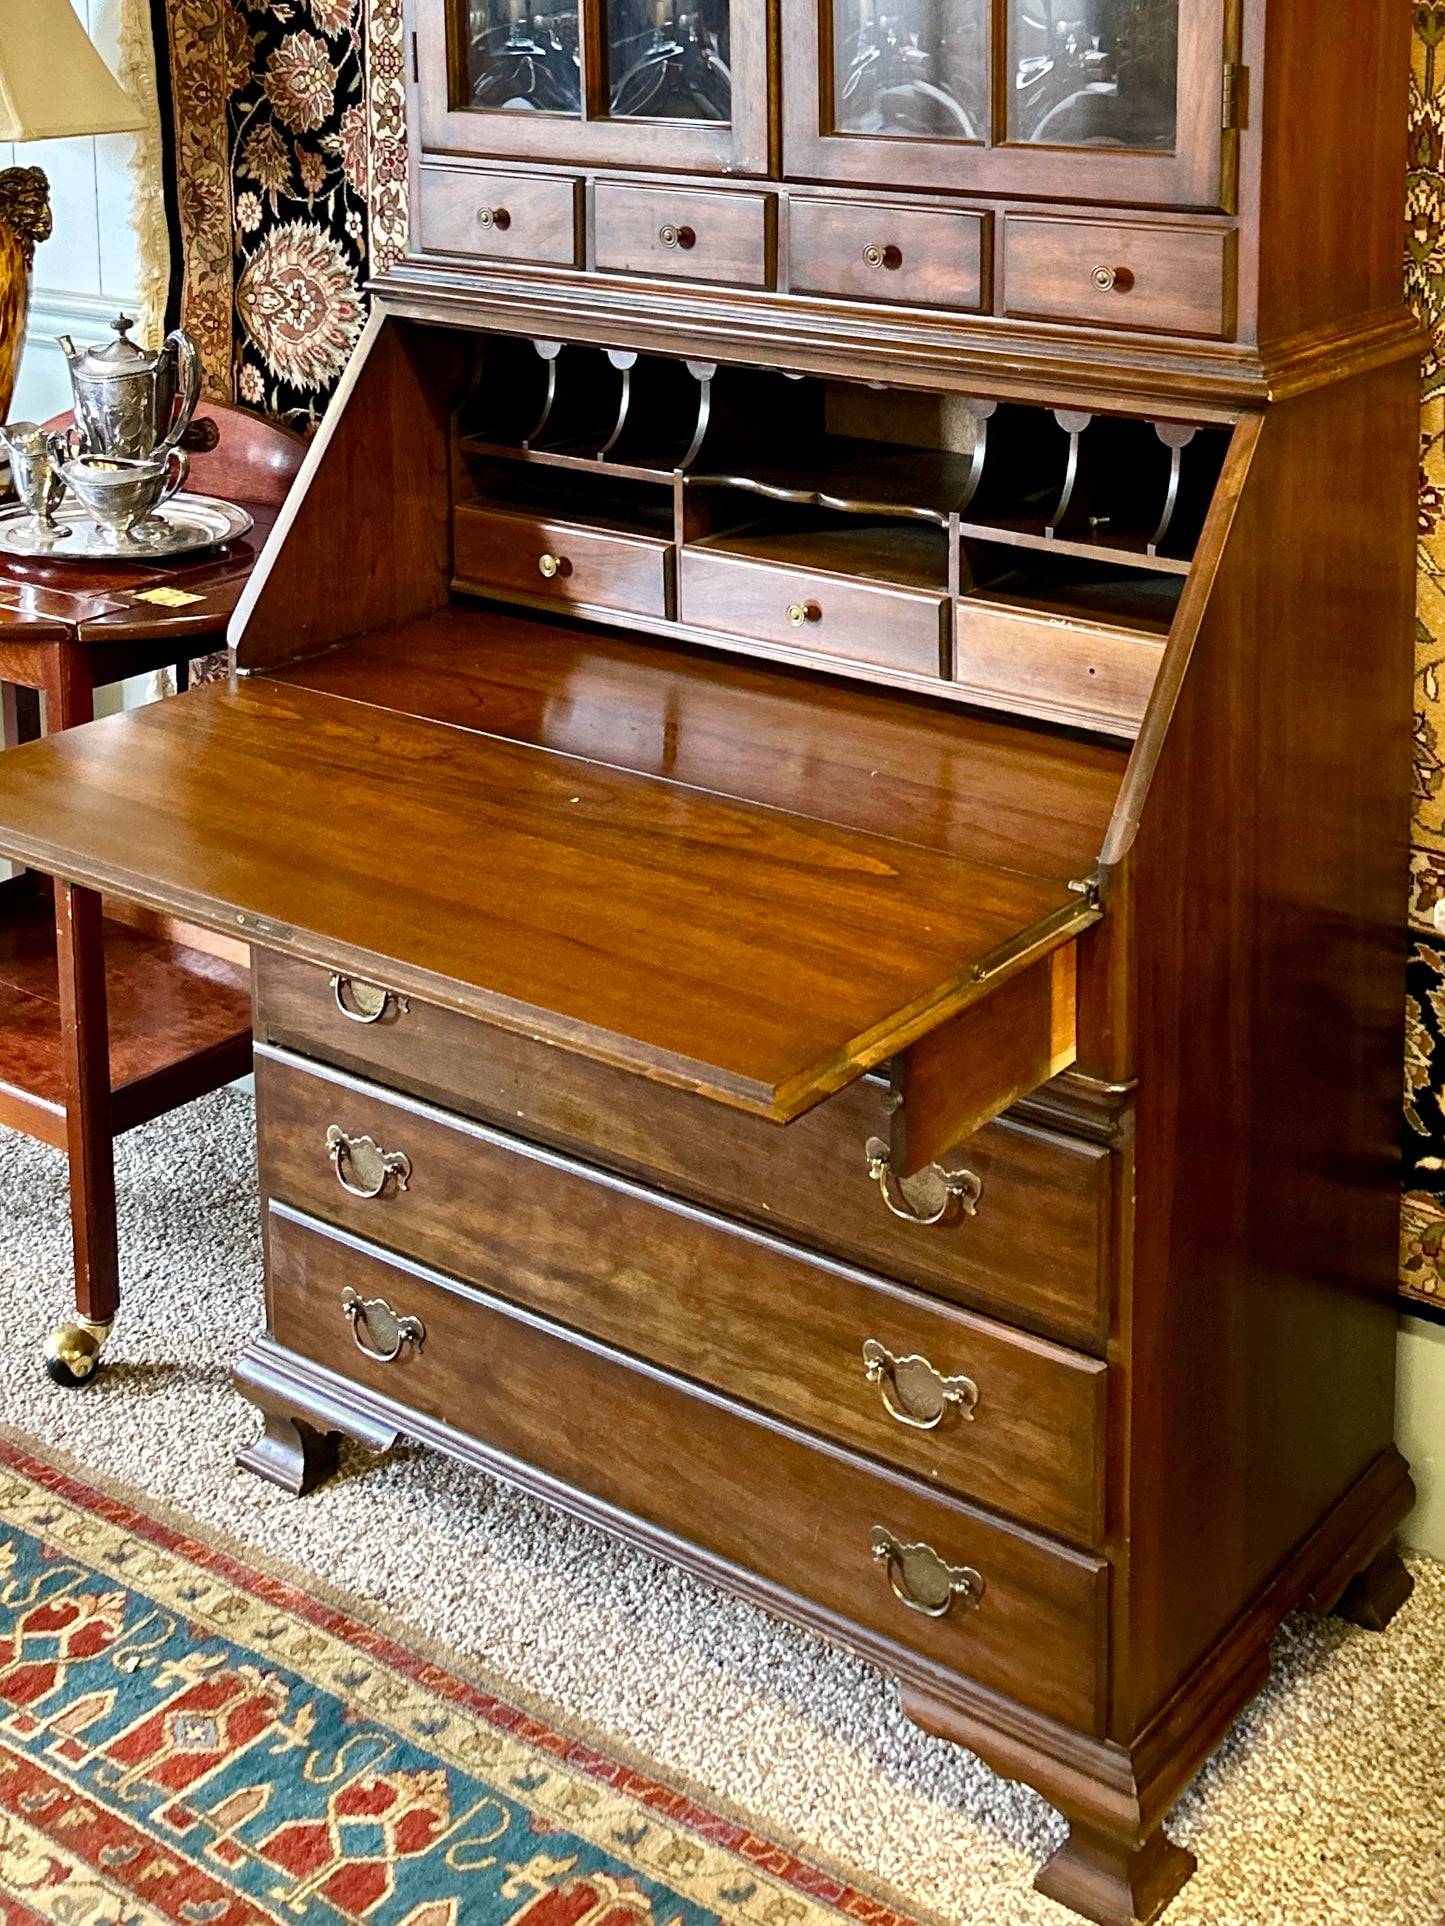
[6,0,141,426]
[1399,1318,1445,1556]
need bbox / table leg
[41,646,94,731]
[45,880,118,1387]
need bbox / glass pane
[463,0,582,114]
[1010,0,1177,148]
[607,0,731,121]
[829,0,987,141]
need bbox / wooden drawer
[593,183,773,288]
[256,1046,1107,1543]
[416,165,581,267]
[955,604,1166,736]
[255,950,1112,1345]
[453,503,671,619]
[788,196,985,311]
[1001,216,1233,338]
[680,549,946,678]
[264,1201,1109,1731]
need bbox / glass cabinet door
[785,0,1226,208]
[415,0,765,171]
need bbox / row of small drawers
[418,163,1234,339]
[452,502,1163,731]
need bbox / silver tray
[0,494,254,563]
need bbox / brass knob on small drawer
[537,552,567,579]
[330,973,409,1025]
[786,600,820,628]
[861,243,902,269]
[342,1286,424,1364]
[1091,263,1133,292]
[865,1137,981,1225]
[476,205,511,230]
[658,223,696,249]
[870,1526,984,1619]
[326,1125,412,1201]
[863,1339,979,1429]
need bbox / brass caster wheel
[44,1317,113,1388]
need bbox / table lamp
[0,0,144,423]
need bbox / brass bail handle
[330,973,409,1025]
[864,1137,981,1226]
[342,1286,424,1364]
[869,1526,983,1619]
[326,1125,412,1200]
[862,1339,979,1429]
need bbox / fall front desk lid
[0,678,1095,1120]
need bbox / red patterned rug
[0,1434,917,1926]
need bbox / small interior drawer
[955,603,1167,736]
[453,502,671,618]
[681,548,946,677]
[594,183,773,287]
[788,196,985,311]
[416,165,581,267]
[264,1199,1109,1731]
[1001,216,1233,338]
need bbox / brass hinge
[1221,63,1247,131]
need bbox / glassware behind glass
[829,0,987,140]
[607,0,731,121]
[465,0,582,112]
[1009,0,1177,147]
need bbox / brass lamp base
[0,167,53,424]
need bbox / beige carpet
[0,1086,1440,1926]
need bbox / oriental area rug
[0,1433,905,1926]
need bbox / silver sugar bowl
[56,313,201,461]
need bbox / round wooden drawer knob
[476,206,511,231]
[862,243,902,270]
[786,601,821,628]
[538,552,566,579]
[1091,264,1133,292]
[658,223,696,249]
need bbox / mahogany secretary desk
[0,2,1420,1921]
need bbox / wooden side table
[0,402,304,1384]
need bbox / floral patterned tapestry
[154,0,1445,1311]
[151,0,406,432]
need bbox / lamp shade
[0,0,144,141]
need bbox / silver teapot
[56,314,201,461]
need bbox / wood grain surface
[0,675,1091,1118]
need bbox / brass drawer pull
[658,223,696,249]
[786,600,820,628]
[537,551,568,579]
[330,973,409,1025]
[865,1138,981,1226]
[861,243,902,270]
[326,1125,412,1200]
[476,205,510,230]
[1091,264,1133,292]
[342,1286,424,1363]
[863,1339,979,1429]
[870,1526,983,1619]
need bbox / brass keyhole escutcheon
[863,1339,979,1430]
[658,223,696,249]
[537,552,567,579]
[786,601,820,628]
[861,243,902,270]
[870,1527,984,1619]
[476,206,511,230]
